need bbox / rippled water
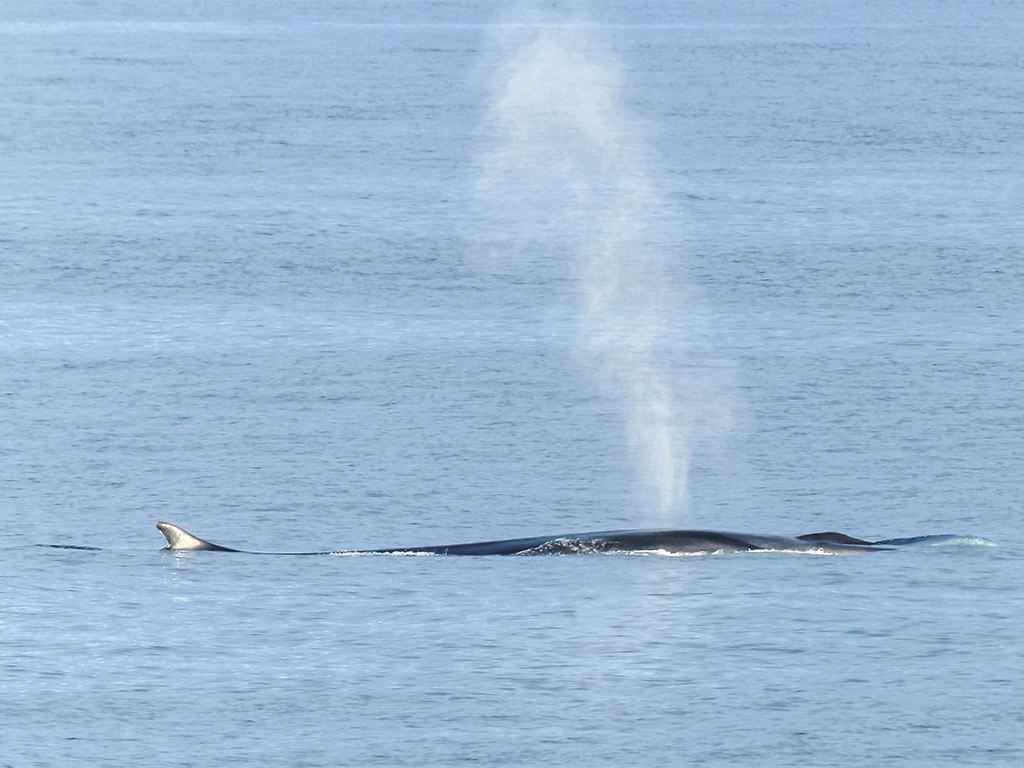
[2,1,1022,765]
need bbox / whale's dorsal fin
[156,522,237,552]
[796,531,875,546]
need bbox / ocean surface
[2,1,1022,765]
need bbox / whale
[155,521,981,556]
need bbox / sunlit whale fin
[156,522,238,552]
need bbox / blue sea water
[2,1,1023,765]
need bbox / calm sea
[2,1,1022,765]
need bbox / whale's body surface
[153,522,973,557]
[349,529,881,556]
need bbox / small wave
[748,548,865,556]
[923,535,997,547]
[326,550,438,557]
[618,548,741,561]
[621,548,722,557]
[877,534,997,547]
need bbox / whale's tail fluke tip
[156,522,236,552]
